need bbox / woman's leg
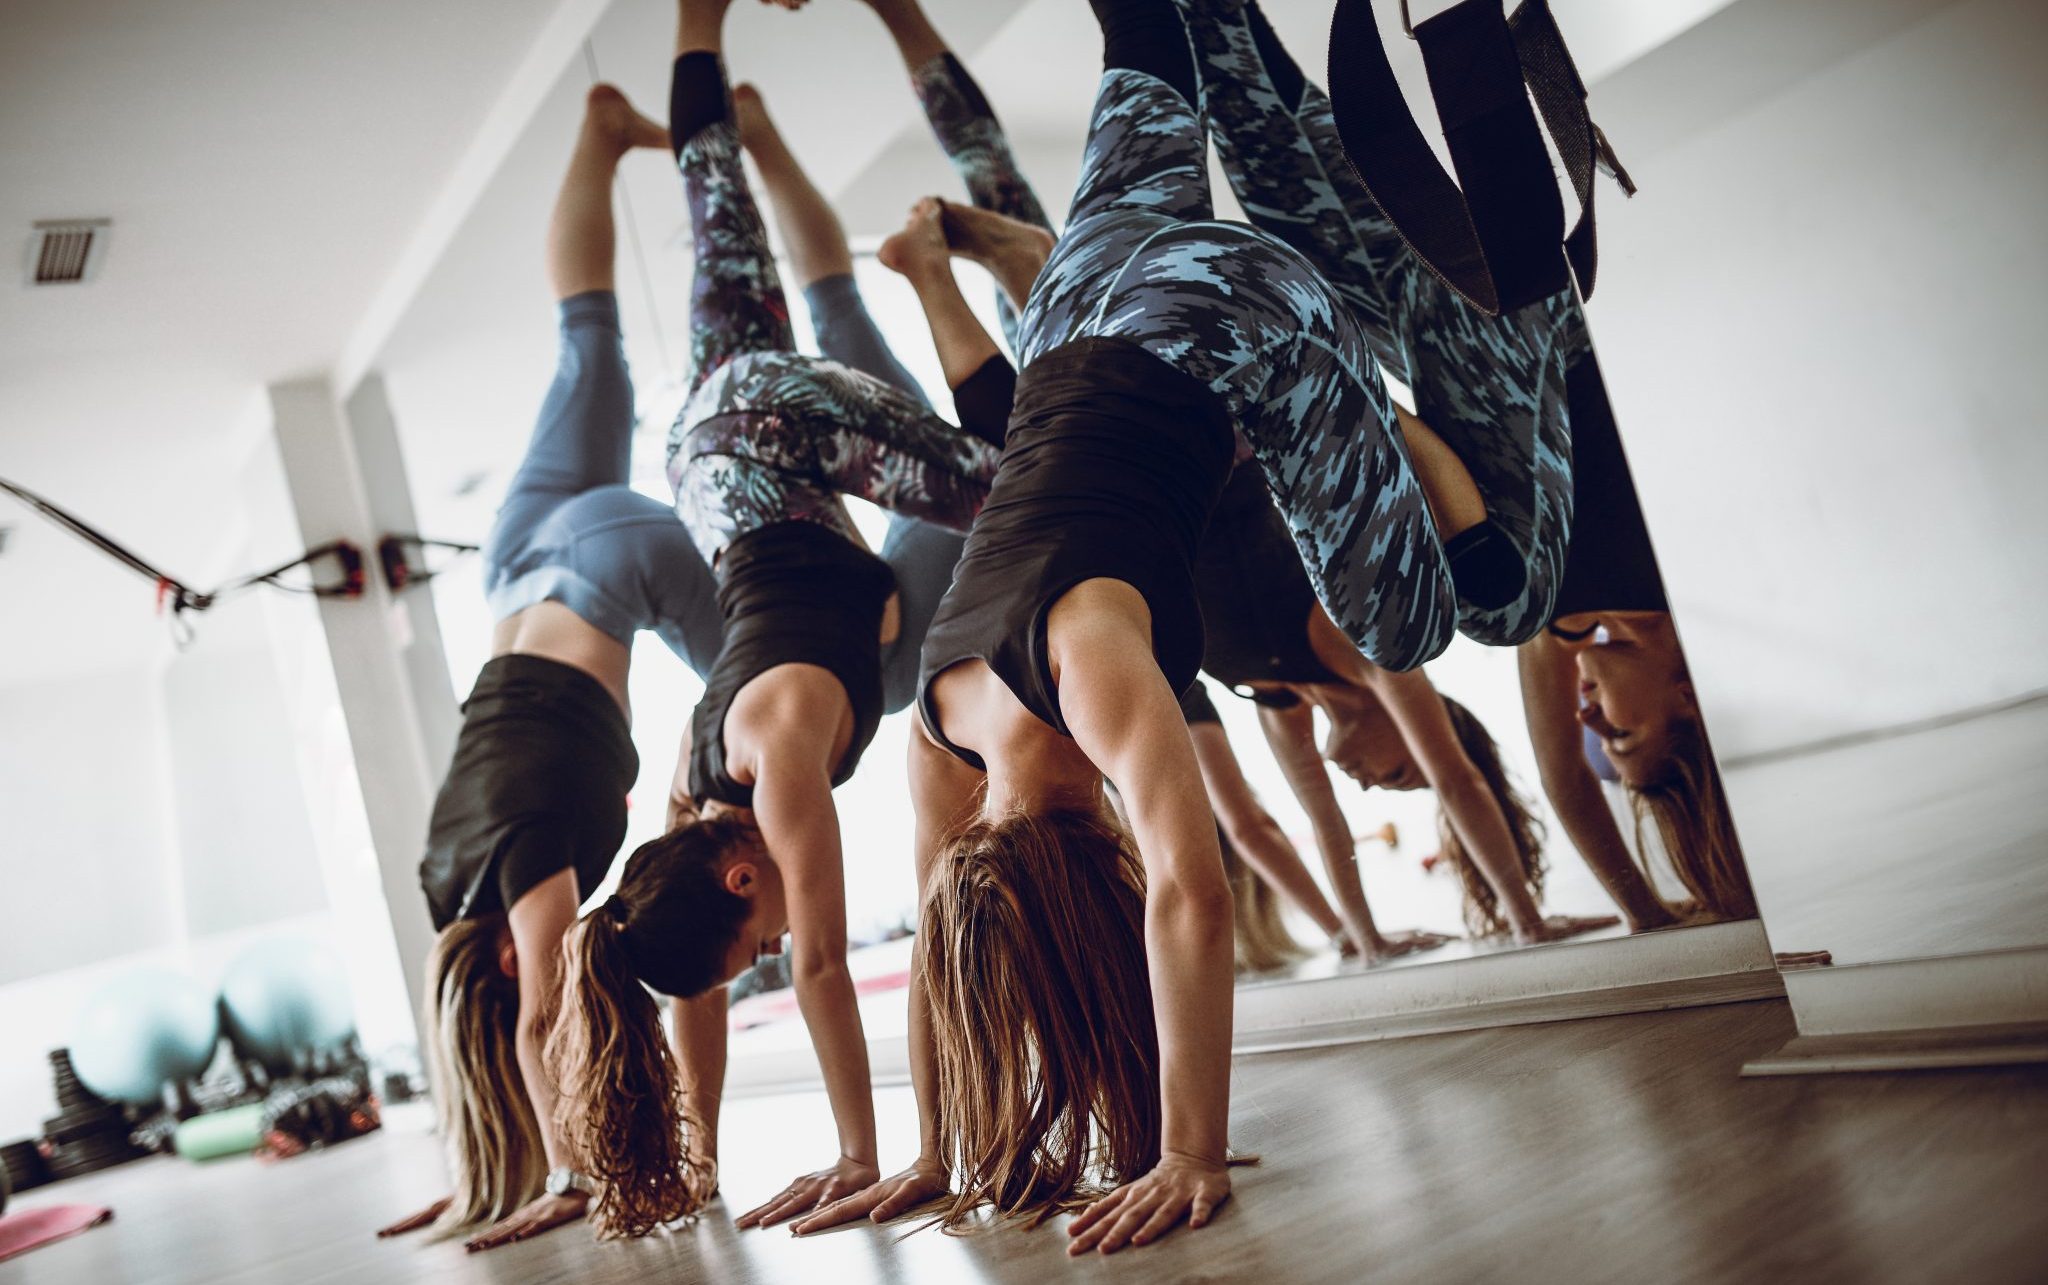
[673,1,795,393]
[1172,0,1408,377]
[1015,2,1213,365]
[485,86,667,586]
[671,350,1000,563]
[732,82,933,407]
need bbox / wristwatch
[545,1167,596,1198]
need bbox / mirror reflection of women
[1517,349,1756,924]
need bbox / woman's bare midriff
[491,600,633,716]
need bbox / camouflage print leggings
[664,61,1005,564]
[1176,0,1580,645]
[1017,68,1456,672]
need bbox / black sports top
[419,654,637,931]
[689,521,897,807]
[1553,352,1670,617]
[918,337,1236,769]
[1193,465,1341,708]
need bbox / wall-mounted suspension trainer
[376,534,481,592]
[1327,0,1636,316]
[0,474,366,643]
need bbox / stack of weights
[1,1138,52,1196]
[39,1048,146,1180]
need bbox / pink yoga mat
[0,1204,114,1264]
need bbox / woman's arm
[1051,586,1234,1254]
[671,988,729,1185]
[732,729,880,1229]
[461,869,587,1252]
[791,727,981,1234]
[1188,721,1345,941]
[1517,636,1676,930]
[1360,665,1549,939]
[1254,701,1391,955]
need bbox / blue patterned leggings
[1176,0,1579,644]
[1018,68,1455,671]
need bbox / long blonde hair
[1438,698,1549,936]
[1631,717,1756,920]
[1220,829,1308,974]
[541,814,753,1237]
[921,805,1160,1230]
[421,918,546,1236]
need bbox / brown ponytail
[544,905,712,1238]
[1438,698,1550,937]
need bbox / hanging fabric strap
[1327,0,1634,315]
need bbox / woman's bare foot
[936,202,1053,310]
[1360,928,1458,964]
[585,83,668,153]
[878,196,954,284]
[1514,913,1623,946]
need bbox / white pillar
[344,373,461,775]
[267,376,441,1054]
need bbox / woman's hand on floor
[788,1156,951,1236]
[1067,1154,1232,1256]
[737,1155,881,1230]
[461,1191,589,1253]
[375,1196,451,1238]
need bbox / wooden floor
[7,1000,2046,1285]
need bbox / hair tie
[602,895,630,925]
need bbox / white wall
[0,667,182,985]
[1585,0,2048,758]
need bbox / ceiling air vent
[26,219,111,286]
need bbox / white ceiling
[0,0,565,679]
[0,0,1737,683]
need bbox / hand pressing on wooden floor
[737,1155,881,1230]
[462,1190,589,1253]
[788,1155,951,1235]
[375,1197,451,1238]
[1067,1154,1232,1256]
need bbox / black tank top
[1192,466,1341,708]
[689,522,896,806]
[420,654,636,930]
[918,338,1235,769]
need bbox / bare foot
[731,82,772,152]
[1514,913,1623,946]
[1361,928,1458,963]
[936,202,1053,309]
[878,196,953,283]
[585,83,668,152]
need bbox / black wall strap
[1328,0,1633,315]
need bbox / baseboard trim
[1779,945,2048,1038]
[1233,919,1782,1055]
[1742,1021,2048,1076]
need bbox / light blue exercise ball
[217,938,356,1073]
[71,969,221,1105]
